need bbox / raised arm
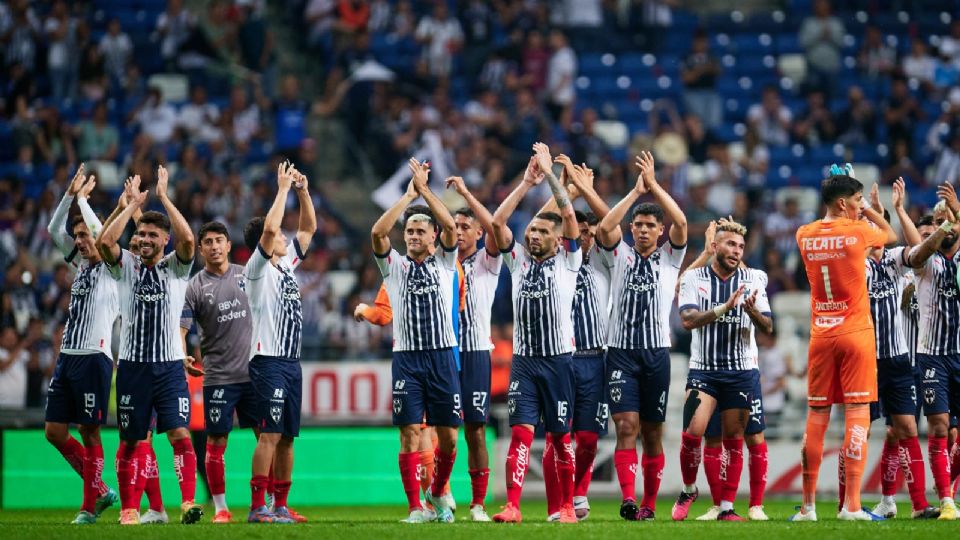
[261,162,294,255]
[863,182,897,245]
[891,177,920,247]
[291,166,318,251]
[49,165,89,255]
[685,220,718,273]
[564,160,611,219]
[76,173,102,238]
[681,283,745,331]
[446,175,498,255]
[639,151,687,247]
[156,165,194,262]
[906,185,959,269]
[98,189,147,264]
[491,156,543,250]
[372,176,418,256]
[742,289,774,334]
[533,142,577,239]
[597,162,647,249]
[409,158,457,249]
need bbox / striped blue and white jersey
[459,248,501,352]
[48,193,118,357]
[678,266,771,371]
[245,239,307,359]
[572,246,611,351]
[912,247,960,355]
[902,271,919,361]
[600,240,686,349]
[108,249,193,362]
[376,244,459,352]
[866,247,909,359]
[504,238,582,357]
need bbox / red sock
[81,444,104,514]
[573,430,599,498]
[703,445,723,505]
[504,426,534,507]
[542,439,560,515]
[929,436,951,499]
[950,441,960,484]
[880,439,900,497]
[250,474,269,510]
[468,468,489,507]
[679,432,702,486]
[267,464,276,499]
[398,452,422,511]
[144,445,163,511]
[115,443,139,510]
[54,436,86,477]
[614,449,638,501]
[900,436,930,510]
[720,438,744,504]
[640,453,665,510]
[274,480,291,509]
[837,450,846,510]
[549,433,575,508]
[747,441,768,507]
[205,443,226,497]
[172,438,197,503]
[431,449,456,498]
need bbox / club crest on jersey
[393,398,403,415]
[270,405,282,423]
[209,407,221,424]
[236,274,246,291]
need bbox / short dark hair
[534,212,562,227]
[575,211,599,226]
[199,221,230,243]
[631,203,664,223]
[138,210,171,232]
[820,174,863,206]
[244,217,265,251]
[403,204,434,224]
[916,215,935,228]
[454,207,474,220]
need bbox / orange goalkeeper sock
[841,405,871,512]
[802,407,831,508]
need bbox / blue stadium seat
[775,34,802,54]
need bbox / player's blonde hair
[716,219,748,237]
[934,200,948,215]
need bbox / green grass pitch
[0,499,953,539]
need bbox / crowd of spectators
[3,0,960,416]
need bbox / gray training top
[180,263,252,386]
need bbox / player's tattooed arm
[680,284,745,331]
[907,186,958,268]
[638,151,687,247]
[491,156,543,251]
[742,289,773,334]
[157,164,195,262]
[372,169,419,256]
[533,142,578,240]
[891,178,920,247]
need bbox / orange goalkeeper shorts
[807,327,878,406]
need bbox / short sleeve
[437,242,457,271]
[887,246,909,276]
[677,272,699,313]
[478,249,502,276]
[752,270,773,316]
[560,237,582,272]
[105,249,137,282]
[587,246,610,280]
[163,251,193,280]
[281,238,308,270]
[661,241,687,269]
[180,280,197,330]
[596,238,627,270]
[245,244,272,281]
[374,248,402,278]
[501,237,529,274]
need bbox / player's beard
[941,232,959,251]
[716,253,739,274]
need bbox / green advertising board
[2,427,495,509]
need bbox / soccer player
[680,220,771,522]
[489,143,581,524]
[444,175,503,522]
[372,159,462,524]
[596,151,687,521]
[243,162,317,523]
[860,180,939,519]
[538,158,611,522]
[179,221,259,523]
[96,165,203,525]
[44,165,119,524]
[792,170,897,521]
[670,219,773,522]
[904,183,960,520]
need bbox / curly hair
[716,219,748,237]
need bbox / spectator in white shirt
[747,86,793,147]
[178,85,222,143]
[940,20,960,65]
[546,29,577,121]
[44,0,77,102]
[0,327,30,409]
[415,2,463,79]
[134,87,178,145]
[155,0,196,68]
[99,18,132,87]
[903,38,936,93]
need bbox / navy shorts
[392,348,462,428]
[116,360,190,440]
[248,356,302,438]
[572,352,609,435]
[204,381,258,435]
[460,350,491,424]
[606,347,671,423]
[45,353,113,425]
[878,354,918,418]
[706,369,765,437]
[508,353,575,433]
[916,353,960,416]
